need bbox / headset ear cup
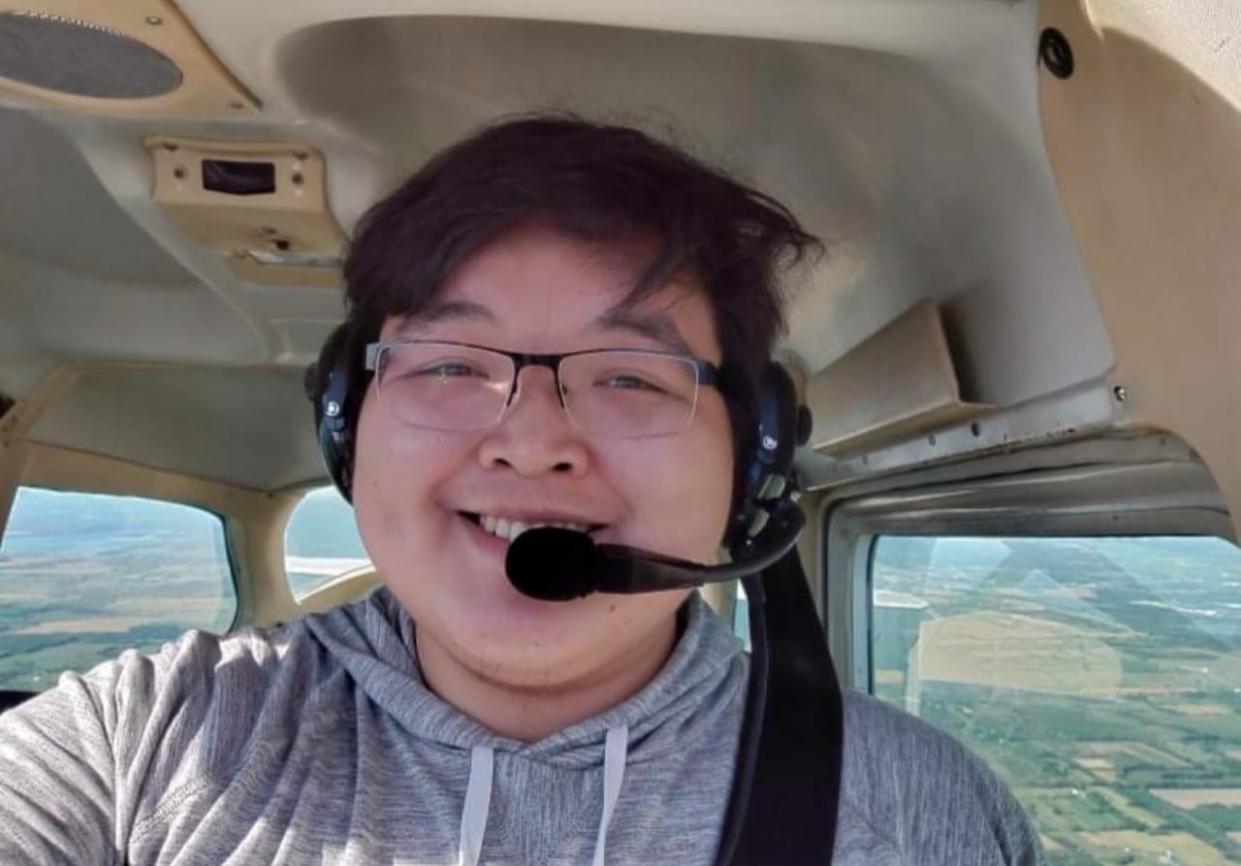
[727,363,801,553]
[318,370,354,501]
[309,324,365,502]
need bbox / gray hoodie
[0,589,1044,865]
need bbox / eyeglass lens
[374,343,701,438]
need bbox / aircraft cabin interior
[1,1,1239,862]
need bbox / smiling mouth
[458,511,605,543]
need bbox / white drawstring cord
[592,725,630,866]
[457,745,495,866]
[457,727,627,866]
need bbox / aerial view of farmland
[874,535,1241,865]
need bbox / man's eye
[598,373,665,393]
[415,362,483,378]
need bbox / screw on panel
[761,434,777,450]
[145,15,163,26]
[1039,28,1074,79]
[1112,385,1129,402]
[291,171,304,186]
[326,401,341,417]
[173,165,186,180]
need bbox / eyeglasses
[364,339,723,438]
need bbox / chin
[442,615,601,688]
[447,588,669,684]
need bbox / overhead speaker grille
[0,10,182,98]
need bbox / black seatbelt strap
[715,548,845,866]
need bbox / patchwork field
[1170,703,1231,716]
[1077,741,1191,768]
[13,616,148,635]
[1074,758,1118,784]
[1079,830,1235,866]
[1092,788,1163,830]
[910,613,1125,696]
[873,534,1241,865]
[1151,788,1241,809]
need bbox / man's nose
[477,366,590,476]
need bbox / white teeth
[473,514,593,542]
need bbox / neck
[415,618,679,742]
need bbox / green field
[0,487,371,689]
[0,490,238,689]
[874,535,1241,864]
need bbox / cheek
[606,424,735,556]
[352,399,460,551]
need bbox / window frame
[279,483,378,610]
[821,453,1235,693]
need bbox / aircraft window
[0,487,236,692]
[870,535,1241,865]
[283,486,371,599]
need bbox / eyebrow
[393,296,697,357]
[591,306,695,357]
[393,299,496,336]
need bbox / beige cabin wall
[1040,0,1241,537]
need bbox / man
[0,116,1044,864]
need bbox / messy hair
[342,115,819,500]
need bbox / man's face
[352,223,735,693]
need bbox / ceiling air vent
[147,137,346,289]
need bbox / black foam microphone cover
[505,527,602,601]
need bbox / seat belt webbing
[716,549,845,866]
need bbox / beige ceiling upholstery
[0,0,1234,517]
[23,366,321,490]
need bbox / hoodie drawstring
[456,725,629,866]
[592,724,630,866]
[457,745,494,866]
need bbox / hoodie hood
[304,587,746,766]
[304,587,748,865]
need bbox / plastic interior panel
[806,302,993,457]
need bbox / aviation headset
[306,321,813,557]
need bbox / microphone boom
[505,502,804,601]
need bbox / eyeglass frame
[363,338,728,434]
